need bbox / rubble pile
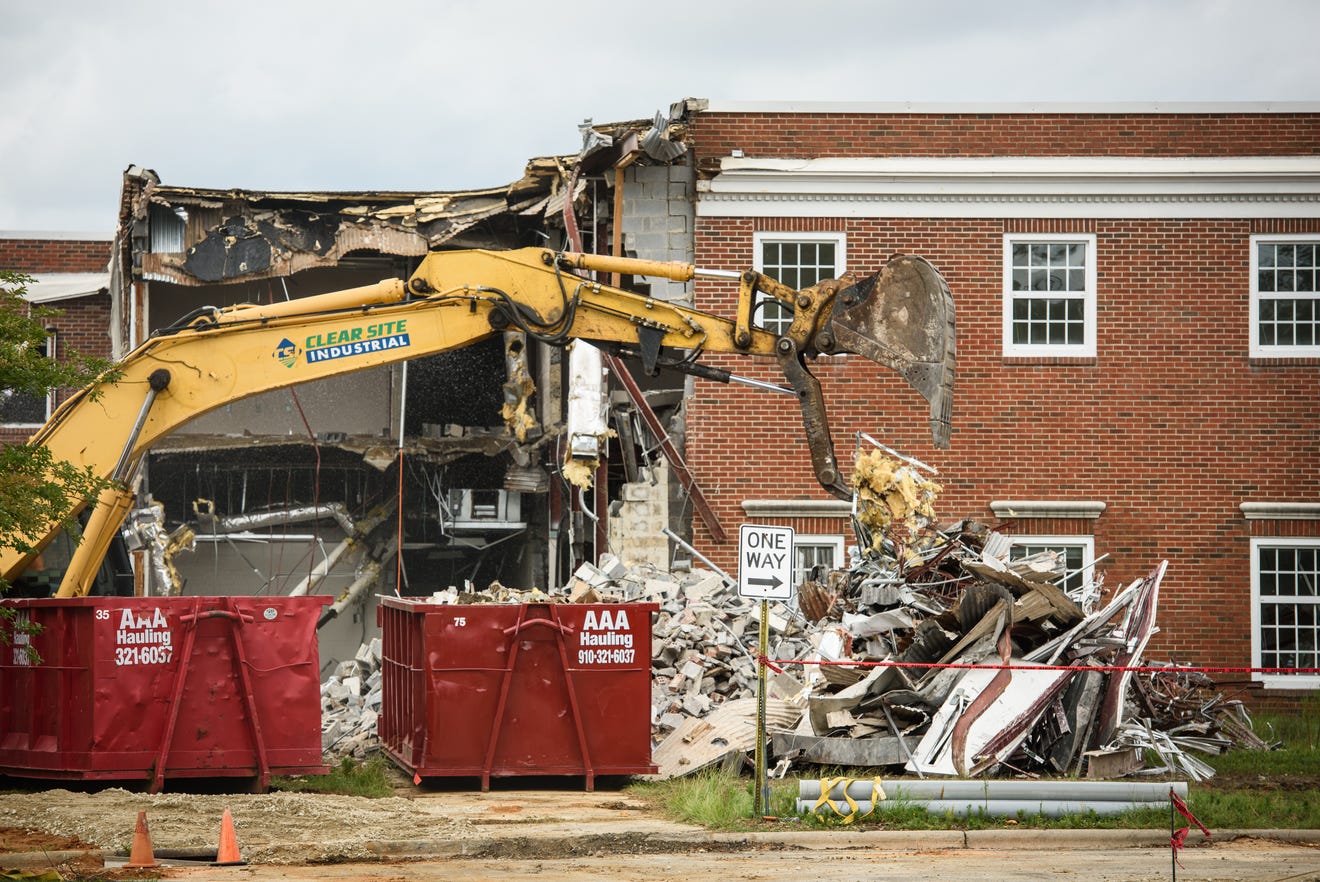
[321,638,384,760]
[316,467,1269,780]
[640,512,1269,781]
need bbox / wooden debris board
[650,698,803,779]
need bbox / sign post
[738,524,794,818]
[757,596,769,816]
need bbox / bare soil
[0,776,683,870]
[1207,770,1320,792]
[0,787,472,864]
[4,772,1320,881]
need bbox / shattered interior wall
[110,123,710,671]
[115,168,572,672]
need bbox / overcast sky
[2,0,1317,234]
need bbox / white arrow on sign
[738,524,794,600]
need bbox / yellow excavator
[0,247,954,598]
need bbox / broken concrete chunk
[334,660,360,680]
[569,581,601,604]
[679,659,705,680]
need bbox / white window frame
[1249,234,1320,359]
[752,232,847,338]
[1,329,56,428]
[793,533,845,587]
[1006,534,1095,595]
[1002,233,1097,358]
[1250,537,1320,689]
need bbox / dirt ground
[0,787,474,863]
[1207,769,1320,792]
[167,843,1320,882]
[3,773,1320,882]
[0,775,678,866]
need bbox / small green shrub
[272,757,393,798]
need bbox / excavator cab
[6,520,135,598]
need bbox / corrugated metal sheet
[148,203,186,253]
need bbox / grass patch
[629,769,762,829]
[630,769,1191,831]
[1184,788,1320,829]
[272,757,393,798]
[630,708,1320,832]
[1204,743,1320,777]
[1255,699,1320,750]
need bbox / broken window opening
[794,534,846,587]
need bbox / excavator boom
[1,246,954,594]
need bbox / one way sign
[738,524,795,600]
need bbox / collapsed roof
[114,99,701,287]
[117,160,566,286]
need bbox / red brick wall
[0,238,111,273]
[686,111,1320,704]
[1,236,114,445]
[692,112,1320,159]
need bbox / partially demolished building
[91,114,703,665]
[4,100,1318,708]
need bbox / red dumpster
[0,595,329,791]
[378,599,657,790]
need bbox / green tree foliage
[1,270,120,602]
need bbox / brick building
[0,232,115,445]
[3,105,1318,704]
[681,102,1320,701]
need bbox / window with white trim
[793,534,845,586]
[753,233,846,338]
[1251,235,1320,358]
[1007,535,1094,596]
[1251,538,1320,688]
[1003,234,1097,357]
[1,330,55,427]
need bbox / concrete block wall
[682,109,1320,702]
[608,461,671,570]
[620,162,695,303]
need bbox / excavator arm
[0,246,954,596]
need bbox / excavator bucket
[827,255,955,447]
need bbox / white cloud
[1,0,1317,230]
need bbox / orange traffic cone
[124,810,158,868]
[213,807,245,866]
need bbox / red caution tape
[755,658,1320,675]
[1169,788,1211,868]
[757,655,785,675]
